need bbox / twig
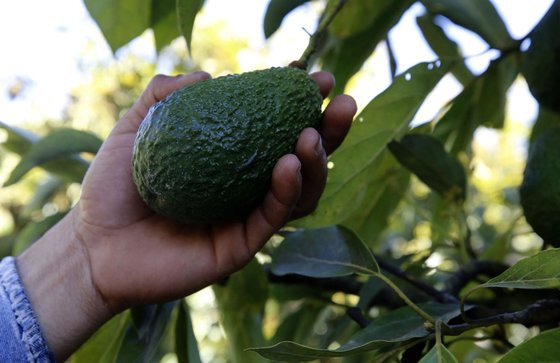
[346,306,370,328]
[445,260,509,296]
[290,0,347,70]
[375,255,458,304]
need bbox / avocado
[520,127,560,246]
[131,67,322,223]
[522,1,560,112]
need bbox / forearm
[16,208,112,361]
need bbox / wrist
[16,207,113,361]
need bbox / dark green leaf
[130,304,157,339]
[419,341,458,363]
[271,226,378,277]
[115,301,178,363]
[521,1,560,112]
[213,259,268,363]
[421,0,514,50]
[250,303,462,361]
[4,128,101,186]
[322,0,414,95]
[69,313,128,363]
[433,54,518,153]
[176,0,204,53]
[263,0,310,38]
[296,62,449,227]
[176,300,202,363]
[84,0,152,53]
[416,13,474,86]
[271,303,325,344]
[12,212,67,256]
[0,121,37,155]
[388,134,466,203]
[498,327,560,362]
[471,248,560,291]
[329,0,392,39]
[357,276,385,309]
[151,0,180,52]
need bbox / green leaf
[213,259,268,363]
[69,313,129,363]
[263,0,309,38]
[470,248,560,291]
[176,300,202,363]
[0,121,37,155]
[321,0,414,95]
[151,0,181,52]
[116,301,178,363]
[271,226,379,277]
[433,54,518,153]
[4,128,102,186]
[271,303,325,344]
[250,303,462,361]
[498,327,560,362]
[296,62,449,227]
[416,13,474,86]
[176,0,204,53]
[388,134,466,203]
[421,0,514,50]
[329,0,392,39]
[20,177,64,217]
[84,0,152,53]
[419,342,458,363]
[341,151,410,246]
[12,212,67,256]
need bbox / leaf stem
[375,272,436,324]
[292,0,347,70]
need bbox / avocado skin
[520,127,560,246]
[132,67,322,223]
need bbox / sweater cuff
[0,257,55,362]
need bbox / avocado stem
[291,0,347,70]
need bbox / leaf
[321,0,414,95]
[12,212,67,256]
[213,259,268,363]
[419,342,458,363]
[498,327,560,362]
[296,62,449,227]
[115,301,178,363]
[469,249,560,292]
[416,13,474,86]
[4,128,102,186]
[271,303,325,344]
[388,134,466,203]
[271,226,379,277]
[176,300,202,363]
[69,313,128,363]
[433,54,518,153]
[421,0,514,50]
[263,0,309,38]
[250,303,462,361]
[84,0,152,53]
[20,177,64,217]
[176,0,204,53]
[529,107,560,153]
[151,0,181,52]
[0,120,37,155]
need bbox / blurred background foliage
[1,0,558,362]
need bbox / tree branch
[445,260,509,296]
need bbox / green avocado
[131,67,322,223]
[520,127,560,246]
[521,1,560,112]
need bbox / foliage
[2,0,560,362]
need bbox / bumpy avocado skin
[132,67,322,223]
[520,127,560,246]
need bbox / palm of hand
[74,72,354,312]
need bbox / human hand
[16,70,356,359]
[76,70,356,311]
